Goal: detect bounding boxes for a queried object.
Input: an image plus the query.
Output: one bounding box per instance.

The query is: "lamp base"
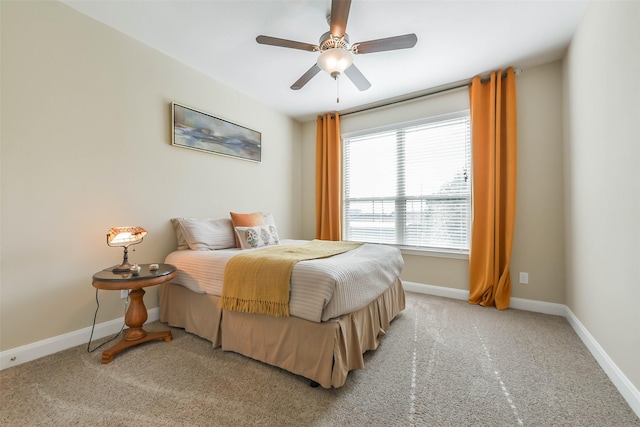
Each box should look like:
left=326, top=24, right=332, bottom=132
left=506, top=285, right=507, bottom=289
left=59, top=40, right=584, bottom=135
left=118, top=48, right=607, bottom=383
left=112, top=246, right=133, bottom=273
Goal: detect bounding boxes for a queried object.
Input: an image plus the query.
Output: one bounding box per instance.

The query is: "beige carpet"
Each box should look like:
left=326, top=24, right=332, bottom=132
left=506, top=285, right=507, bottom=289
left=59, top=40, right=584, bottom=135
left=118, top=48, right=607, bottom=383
left=1, top=292, right=638, bottom=426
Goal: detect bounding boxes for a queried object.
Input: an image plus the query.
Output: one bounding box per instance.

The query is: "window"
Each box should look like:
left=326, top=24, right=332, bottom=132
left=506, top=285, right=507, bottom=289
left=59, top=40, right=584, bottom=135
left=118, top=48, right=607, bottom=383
left=342, top=111, right=471, bottom=253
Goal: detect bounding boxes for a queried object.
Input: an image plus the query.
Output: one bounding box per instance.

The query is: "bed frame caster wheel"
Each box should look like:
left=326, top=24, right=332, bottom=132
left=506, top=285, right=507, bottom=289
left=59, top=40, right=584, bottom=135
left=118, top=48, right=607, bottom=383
left=309, top=381, right=320, bottom=388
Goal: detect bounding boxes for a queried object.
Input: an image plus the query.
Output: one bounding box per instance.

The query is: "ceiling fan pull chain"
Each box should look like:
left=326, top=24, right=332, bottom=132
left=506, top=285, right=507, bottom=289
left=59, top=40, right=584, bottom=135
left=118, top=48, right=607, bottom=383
left=336, top=74, right=340, bottom=103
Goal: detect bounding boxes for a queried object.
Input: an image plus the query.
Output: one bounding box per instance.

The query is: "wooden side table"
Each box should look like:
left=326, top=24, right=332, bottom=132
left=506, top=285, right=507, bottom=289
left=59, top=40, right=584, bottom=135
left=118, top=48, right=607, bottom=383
left=92, top=263, right=177, bottom=364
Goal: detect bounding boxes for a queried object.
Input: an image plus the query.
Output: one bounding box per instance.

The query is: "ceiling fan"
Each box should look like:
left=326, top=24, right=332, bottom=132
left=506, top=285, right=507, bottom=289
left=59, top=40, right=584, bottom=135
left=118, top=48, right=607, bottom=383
left=256, top=0, right=417, bottom=92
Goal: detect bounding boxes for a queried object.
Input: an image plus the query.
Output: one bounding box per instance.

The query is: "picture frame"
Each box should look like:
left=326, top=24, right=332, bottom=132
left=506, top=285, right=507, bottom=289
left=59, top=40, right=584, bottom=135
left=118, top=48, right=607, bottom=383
left=171, top=102, right=261, bottom=163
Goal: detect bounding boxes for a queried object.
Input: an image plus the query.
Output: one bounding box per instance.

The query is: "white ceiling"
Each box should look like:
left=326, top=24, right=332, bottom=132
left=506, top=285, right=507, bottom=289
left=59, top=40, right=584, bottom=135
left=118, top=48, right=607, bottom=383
left=62, top=0, right=589, bottom=122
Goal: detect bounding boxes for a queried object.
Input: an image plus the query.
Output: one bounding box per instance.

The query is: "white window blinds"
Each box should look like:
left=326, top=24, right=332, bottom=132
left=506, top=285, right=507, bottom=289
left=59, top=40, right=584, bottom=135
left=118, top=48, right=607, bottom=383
left=343, top=111, right=471, bottom=252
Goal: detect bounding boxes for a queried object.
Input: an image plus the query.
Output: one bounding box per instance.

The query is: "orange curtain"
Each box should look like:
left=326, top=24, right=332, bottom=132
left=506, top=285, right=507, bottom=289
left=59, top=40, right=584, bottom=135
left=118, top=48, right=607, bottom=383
left=468, top=68, right=517, bottom=310
left=315, top=112, right=342, bottom=241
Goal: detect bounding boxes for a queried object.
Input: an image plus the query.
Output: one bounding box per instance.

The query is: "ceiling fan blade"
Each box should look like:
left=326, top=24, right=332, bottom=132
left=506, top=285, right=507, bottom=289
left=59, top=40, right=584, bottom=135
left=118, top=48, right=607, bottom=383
left=353, top=33, right=418, bottom=54
left=344, top=64, right=371, bottom=91
left=291, top=64, right=322, bottom=90
left=256, top=35, right=318, bottom=52
left=329, top=0, right=351, bottom=38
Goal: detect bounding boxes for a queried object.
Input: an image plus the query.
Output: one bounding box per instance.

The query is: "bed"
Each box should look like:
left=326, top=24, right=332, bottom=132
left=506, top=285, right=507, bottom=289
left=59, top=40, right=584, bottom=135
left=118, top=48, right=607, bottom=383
left=158, top=215, right=405, bottom=388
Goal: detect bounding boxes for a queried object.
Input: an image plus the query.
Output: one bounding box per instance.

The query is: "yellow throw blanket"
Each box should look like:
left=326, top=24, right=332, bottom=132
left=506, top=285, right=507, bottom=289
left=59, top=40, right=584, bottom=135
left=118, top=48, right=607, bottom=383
left=222, top=240, right=362, bottom=317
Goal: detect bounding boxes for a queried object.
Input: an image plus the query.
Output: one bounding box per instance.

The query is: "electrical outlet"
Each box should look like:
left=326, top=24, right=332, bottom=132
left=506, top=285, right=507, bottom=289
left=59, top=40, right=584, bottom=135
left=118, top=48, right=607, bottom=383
left=519, top=272, right=529, bottom=285
left=120, top=289, right=129, bottom=299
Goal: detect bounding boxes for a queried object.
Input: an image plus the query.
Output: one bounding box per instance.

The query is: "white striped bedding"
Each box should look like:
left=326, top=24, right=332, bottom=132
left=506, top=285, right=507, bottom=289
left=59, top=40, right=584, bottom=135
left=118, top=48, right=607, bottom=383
left=164, top=239, right=404, bottom=322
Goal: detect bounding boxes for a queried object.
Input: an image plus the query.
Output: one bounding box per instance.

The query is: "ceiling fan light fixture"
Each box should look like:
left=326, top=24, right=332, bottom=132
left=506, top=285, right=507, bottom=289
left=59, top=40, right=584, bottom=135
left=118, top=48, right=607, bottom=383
left=317, top=48, right=353, bottom=77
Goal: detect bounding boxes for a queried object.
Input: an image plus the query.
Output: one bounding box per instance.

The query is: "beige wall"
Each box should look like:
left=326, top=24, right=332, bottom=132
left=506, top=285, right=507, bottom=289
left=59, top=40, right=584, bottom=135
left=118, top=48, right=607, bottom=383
left=301, top=61, right=566, bottom=303
left=511, top=62, right=566, bottom=303
left=0, top=1, right=302, bottom=351
left=563, top=0, right=640, bottom=392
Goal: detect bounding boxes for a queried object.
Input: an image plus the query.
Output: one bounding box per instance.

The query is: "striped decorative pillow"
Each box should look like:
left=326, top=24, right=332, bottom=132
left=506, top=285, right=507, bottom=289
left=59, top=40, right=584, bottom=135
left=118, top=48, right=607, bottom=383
left=171, top=217, right=236, bottom=250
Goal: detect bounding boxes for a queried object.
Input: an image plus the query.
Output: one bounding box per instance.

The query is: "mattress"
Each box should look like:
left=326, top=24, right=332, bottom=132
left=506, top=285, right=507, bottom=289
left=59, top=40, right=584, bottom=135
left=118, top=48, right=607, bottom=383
left=164, top=239, right=404, bottom=322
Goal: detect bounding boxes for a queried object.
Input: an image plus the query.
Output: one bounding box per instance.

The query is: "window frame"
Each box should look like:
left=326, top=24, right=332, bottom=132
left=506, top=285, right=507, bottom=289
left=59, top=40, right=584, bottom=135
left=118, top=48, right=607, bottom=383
left=342, top=110, right=472, bottom=257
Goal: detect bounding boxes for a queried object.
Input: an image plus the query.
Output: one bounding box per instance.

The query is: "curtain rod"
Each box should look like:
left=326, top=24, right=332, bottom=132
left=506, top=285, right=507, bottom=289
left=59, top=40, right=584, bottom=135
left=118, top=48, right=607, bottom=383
left=339, top=69, right=522, bottom=118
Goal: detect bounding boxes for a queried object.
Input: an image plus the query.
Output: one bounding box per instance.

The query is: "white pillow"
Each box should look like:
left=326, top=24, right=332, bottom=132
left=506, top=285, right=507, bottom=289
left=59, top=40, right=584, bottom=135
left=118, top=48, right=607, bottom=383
left=235, top=224, right=280, bottom=249
left=171, top=218, right=191, bottom=250
left=171, top=217, right=236, bottom=250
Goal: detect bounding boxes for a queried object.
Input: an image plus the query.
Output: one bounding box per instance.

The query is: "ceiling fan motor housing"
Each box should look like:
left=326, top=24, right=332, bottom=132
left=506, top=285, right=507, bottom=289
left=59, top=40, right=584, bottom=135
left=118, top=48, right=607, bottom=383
left=319, top=32, right=350, bottom=52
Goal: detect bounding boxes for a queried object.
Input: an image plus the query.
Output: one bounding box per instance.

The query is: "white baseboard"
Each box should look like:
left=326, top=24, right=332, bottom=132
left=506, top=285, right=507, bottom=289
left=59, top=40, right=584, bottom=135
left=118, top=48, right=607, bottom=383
left=0, top=308, right=159, bottom=371
left=403, top=281, right=470, bottom=301
left=403, top=281, right=640, bottom=418
left=509, top=296, right=568, bottom=316
left=564, top=307, right=640, bottom=417
left=403, top=281, right=567, bottom=316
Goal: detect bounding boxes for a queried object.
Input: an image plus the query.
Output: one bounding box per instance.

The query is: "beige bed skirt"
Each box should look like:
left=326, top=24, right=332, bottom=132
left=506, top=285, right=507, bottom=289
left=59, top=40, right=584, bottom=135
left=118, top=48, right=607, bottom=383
left=159, top=279, right=405, bottom=388
left=159, top=283, right=223, bottom=347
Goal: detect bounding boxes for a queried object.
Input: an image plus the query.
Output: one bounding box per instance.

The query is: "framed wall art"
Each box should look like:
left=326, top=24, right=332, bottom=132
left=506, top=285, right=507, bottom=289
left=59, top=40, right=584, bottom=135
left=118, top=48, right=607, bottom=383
left=171, top=102, right=261, bottom=163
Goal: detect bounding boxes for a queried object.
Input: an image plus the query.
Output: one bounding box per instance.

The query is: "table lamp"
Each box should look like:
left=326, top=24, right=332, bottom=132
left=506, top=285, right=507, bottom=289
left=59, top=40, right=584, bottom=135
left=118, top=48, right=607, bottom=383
left=106, top=226, right=147, bottom=272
